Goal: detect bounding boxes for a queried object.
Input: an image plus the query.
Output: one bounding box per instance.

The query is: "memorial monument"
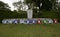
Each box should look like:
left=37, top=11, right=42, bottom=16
left=27, top=3, right=33, bottom=19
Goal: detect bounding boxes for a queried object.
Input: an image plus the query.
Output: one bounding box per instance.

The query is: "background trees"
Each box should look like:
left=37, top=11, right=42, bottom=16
left=25, top=0, right=58, bottom=10
left=0, top=0, right=60, bottom=23
left=0, top=1, right=12, bottom=23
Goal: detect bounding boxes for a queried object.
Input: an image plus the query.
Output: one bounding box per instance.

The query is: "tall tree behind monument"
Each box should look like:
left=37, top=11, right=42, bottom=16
left=25, top=0, right=58, bottom=11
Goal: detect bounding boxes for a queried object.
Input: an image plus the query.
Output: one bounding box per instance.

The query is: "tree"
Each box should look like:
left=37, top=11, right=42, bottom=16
left=0, top=1, right=10, bottom=10
left=25, top=0, right=57, bottom=11
left=12, top=0, right=59, bottom=19
left=25, top=0, right=58, bottom=18
left=56, top=2, right=60, bottom=10
left=0, top=1, right=11, bottom=23
left=13, top=1, right=28, bottom=12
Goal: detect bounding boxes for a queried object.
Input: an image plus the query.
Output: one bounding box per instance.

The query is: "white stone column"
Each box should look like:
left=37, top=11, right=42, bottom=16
left=27, top=9, right=33, bottom=19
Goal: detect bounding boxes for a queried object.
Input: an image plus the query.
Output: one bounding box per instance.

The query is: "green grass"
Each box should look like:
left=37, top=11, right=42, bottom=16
left=0, top=23, right=60, bottom=37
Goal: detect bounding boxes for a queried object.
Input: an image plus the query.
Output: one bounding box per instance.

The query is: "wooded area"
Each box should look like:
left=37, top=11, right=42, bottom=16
left=0, top=0, right=60, bottom=23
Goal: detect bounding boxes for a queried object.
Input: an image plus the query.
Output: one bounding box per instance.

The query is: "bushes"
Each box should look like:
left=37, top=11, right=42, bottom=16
left=33, top=10, right=60, bottom=22
left=0, top=10, right=27, bottom=23
left=41, top=11, right=58, bottom=18
left=0, top=9, right=60, bottom=23
left=40, top=11, right=60, bottom=22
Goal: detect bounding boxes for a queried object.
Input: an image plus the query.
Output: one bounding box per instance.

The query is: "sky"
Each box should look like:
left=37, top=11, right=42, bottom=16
left=0, top=0, right=60, bottom=11
left=58, top=0, right=60, bottom=2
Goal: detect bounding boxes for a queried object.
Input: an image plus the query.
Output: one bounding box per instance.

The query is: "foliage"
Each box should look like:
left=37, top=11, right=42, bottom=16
left=0, top=1, right=11, bottom=23
left=25, top=0, right=57, bottom=10
left=0, top=1, right=60, bottom=23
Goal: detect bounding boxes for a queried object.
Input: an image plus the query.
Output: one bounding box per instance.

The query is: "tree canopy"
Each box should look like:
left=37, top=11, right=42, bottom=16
left=0, top=1, right=10, bottom=10
left=25, top=0, right=57, bottom=10
left=0, top=1, right=12, bottom=23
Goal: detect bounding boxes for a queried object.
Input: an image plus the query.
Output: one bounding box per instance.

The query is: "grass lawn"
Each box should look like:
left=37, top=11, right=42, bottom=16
left=0, top=23, right=60, bottom=37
